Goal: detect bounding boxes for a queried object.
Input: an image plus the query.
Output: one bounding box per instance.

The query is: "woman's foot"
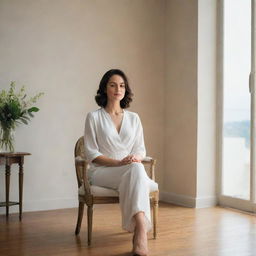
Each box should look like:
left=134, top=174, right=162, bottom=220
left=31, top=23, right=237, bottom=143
left=132, top=227, right=148, bottom=256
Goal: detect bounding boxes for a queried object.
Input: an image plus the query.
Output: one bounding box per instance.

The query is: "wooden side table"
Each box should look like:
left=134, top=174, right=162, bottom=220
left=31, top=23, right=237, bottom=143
left=0, top=152, right=31, bottom=220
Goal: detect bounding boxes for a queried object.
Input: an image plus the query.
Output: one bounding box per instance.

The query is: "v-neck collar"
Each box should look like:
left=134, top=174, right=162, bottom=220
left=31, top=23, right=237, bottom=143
left=102, top=108, right=125, bottom=136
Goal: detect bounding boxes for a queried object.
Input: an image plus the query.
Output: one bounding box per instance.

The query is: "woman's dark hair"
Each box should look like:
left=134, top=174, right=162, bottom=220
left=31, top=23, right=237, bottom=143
left=95, top=69, right=133, bottom=108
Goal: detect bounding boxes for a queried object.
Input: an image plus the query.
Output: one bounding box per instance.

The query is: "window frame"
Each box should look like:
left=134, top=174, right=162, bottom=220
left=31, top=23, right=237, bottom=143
left=217, top=0, right=256, bottom=213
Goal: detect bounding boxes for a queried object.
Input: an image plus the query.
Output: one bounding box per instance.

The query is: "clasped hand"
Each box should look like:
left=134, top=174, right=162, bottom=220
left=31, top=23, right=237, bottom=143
left=119, top=154, right=141, bottom=165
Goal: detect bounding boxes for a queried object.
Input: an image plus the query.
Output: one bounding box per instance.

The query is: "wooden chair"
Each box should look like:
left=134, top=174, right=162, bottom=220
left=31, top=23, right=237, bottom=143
left=74, top=136, right=159, bottom=246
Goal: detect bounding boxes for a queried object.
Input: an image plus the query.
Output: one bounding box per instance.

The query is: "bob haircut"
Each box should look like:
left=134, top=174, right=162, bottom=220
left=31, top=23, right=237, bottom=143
left=95, top=69, right=133, bottom=109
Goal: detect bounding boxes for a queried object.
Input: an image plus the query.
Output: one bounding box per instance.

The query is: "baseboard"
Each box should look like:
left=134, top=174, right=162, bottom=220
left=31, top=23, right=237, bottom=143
left=0, top=197, right=77, bottom=215
left=195, top=196, right=217, bottom=208
left=160, top=191, right=217, bottom=208
left=160, top=191, right=196, bottom=207
left=0, top=192, right=218, bottom=215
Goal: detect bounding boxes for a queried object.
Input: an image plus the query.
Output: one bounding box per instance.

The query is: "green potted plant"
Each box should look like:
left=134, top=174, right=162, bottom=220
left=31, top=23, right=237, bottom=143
left=0, top=82, right=43, bottom=152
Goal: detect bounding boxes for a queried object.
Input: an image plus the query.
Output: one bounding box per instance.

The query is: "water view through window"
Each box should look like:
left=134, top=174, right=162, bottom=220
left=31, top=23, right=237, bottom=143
left=222, top=0, right=251, bottom=200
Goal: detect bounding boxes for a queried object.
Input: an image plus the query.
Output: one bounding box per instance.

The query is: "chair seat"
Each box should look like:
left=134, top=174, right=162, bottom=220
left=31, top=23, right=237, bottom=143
left=79, top=184, right=158, bottom=198
left=79, top=184, right=119, bottom=197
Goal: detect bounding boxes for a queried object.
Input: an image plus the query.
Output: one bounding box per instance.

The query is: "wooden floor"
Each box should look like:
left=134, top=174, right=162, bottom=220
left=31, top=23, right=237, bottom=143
left=0, top=202, right=255, bottom=256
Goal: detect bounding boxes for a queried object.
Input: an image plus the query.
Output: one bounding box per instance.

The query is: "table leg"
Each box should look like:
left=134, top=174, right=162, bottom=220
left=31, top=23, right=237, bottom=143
left=19, top=161, right=24, bottom=221
left=5, top=164, right=11, bottom=218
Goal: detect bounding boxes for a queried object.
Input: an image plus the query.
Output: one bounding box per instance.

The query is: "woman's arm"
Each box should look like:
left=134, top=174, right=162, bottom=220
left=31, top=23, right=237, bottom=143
left=92, top=154, right=140, bottom=167
left=92, top=155, right=120, bottom=167
left=130, top=114, right=146, bottom=159
left=84, top=113, right=103, bottom=162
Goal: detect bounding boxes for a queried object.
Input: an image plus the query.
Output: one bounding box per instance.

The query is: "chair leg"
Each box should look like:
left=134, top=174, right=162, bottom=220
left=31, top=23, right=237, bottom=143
left=75, top=202, right=84, bottom=235
left=87, top=205, right=93, bottom=246
left=152, top=199, right=158, bottom=239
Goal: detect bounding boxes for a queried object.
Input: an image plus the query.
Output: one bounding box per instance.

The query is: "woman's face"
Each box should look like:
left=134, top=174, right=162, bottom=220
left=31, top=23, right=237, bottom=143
left=105, top=75, right=126, bottom=102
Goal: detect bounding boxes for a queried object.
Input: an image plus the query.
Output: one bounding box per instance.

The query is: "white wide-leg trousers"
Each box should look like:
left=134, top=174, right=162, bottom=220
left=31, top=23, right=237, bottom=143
left=90, top=162, right=158, bottom=232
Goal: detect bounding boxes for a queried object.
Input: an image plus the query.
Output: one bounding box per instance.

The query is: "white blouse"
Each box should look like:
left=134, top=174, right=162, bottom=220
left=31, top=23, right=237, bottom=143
left=84, top=108, right=146, bottom=169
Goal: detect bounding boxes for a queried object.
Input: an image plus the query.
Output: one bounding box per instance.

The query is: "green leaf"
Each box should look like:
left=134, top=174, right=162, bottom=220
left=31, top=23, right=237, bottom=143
left=21, top=115, right=30, bottom=120
left=28, top=112, right=34, bottom=118
left=6, top=100, right=22, bottom=120
left=20, top=118, right=28, bottom=125
left=28, top=107, right=39, bottom=112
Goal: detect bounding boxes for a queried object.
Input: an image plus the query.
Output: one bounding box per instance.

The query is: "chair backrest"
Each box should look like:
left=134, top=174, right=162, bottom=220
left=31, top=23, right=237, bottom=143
left=74, top=136, right=88, bottom=188
left=75, top=136, right=86, bottom=159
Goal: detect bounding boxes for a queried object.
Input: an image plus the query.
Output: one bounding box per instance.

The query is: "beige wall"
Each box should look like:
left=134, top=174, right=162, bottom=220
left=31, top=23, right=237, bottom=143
left=163, top=0, right=198, bottom=205
left=162, top=0, right=217, bottom=207
left=161, top=0, right=217, bottom=207
left=196, top=0, right=217, bottom=207
left=0, top=0, right=166, bottom=212
left=0, top=0, right=218, bottom=212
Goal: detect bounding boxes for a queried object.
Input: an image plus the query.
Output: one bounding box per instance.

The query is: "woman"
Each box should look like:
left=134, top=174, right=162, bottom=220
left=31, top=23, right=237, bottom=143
left=84, top=69, right=158, bottom=256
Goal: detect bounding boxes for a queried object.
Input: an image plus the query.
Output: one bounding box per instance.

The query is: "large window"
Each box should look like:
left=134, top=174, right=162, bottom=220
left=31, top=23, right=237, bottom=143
left=219, top=0, right=256, bottom=212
